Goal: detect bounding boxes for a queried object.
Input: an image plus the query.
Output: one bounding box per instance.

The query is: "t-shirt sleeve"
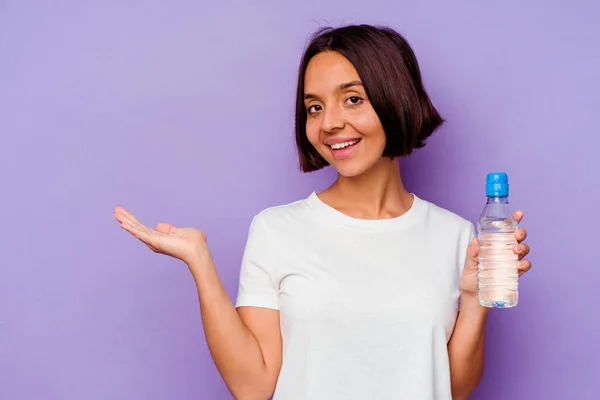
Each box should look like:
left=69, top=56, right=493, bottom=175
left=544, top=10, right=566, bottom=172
left=235, top=214, right=279, bottom=310
left=457, top=221, right=476, bottom=308
left=458, top=221, right=476, bottom=276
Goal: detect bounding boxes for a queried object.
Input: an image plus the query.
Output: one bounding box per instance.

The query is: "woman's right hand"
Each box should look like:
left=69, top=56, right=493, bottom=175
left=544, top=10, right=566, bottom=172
left=114, top=206, right=209, bottom=266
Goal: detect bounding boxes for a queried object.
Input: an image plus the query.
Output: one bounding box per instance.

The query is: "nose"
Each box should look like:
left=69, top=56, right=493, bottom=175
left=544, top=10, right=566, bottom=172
left=321, top=104, right=346, bottom=133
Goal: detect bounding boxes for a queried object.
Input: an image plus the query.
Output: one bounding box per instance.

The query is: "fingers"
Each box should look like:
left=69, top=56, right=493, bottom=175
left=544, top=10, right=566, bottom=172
left=512, top=220, right=530, bottom=274
left=114, top=207, right=141, bottom=230
left=512, top=210, right=524, bottom=224
left=156, top=222, right=176, bottom=234
left=513, top=243, right=530, bottom=260
left=515, top=228, right=527, bottom=243
left=114, top=207, right=159, bottom=250
left=114, top=206, right=142, bottom=226
left=115, top=208, right=151, bottom=234
left=121, top=219, right=151, bottom=241
left=517, top=260, right=532, bottom=276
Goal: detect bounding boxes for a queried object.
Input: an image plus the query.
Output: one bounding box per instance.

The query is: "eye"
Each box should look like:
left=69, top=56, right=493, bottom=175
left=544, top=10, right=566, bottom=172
left=346, top=96, right=363, bottom=105
left=307, top=104, right=322, bottom=114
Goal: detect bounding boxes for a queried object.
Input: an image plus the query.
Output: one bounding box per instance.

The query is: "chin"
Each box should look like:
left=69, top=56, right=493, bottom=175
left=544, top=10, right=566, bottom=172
left=329, top=160, right=373, bottom=178
left=329, top=154, right=395, bottom=178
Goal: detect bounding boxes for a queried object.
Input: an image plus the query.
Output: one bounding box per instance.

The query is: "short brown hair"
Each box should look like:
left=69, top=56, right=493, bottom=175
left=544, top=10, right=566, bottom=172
left=295, top=24, right=444, bottom=172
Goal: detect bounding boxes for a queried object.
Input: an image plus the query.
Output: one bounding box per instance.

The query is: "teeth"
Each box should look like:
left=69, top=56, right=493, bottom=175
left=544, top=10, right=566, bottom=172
left=330, top=139, right=360, bottom=150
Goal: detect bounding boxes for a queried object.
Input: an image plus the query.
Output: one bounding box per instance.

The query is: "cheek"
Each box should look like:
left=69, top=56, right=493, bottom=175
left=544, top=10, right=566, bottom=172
left=305, top=119, right=321, bottom=147
left=354, top=113, right=385, bottom=144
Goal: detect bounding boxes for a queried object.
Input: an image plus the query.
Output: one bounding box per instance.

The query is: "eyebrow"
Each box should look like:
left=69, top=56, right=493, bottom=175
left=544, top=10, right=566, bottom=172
left=304, top=80, right=363, bottom=100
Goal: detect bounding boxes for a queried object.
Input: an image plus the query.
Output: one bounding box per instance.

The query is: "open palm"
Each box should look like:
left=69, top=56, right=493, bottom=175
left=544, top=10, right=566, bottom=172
left=114, top=206, right=208, bottom=265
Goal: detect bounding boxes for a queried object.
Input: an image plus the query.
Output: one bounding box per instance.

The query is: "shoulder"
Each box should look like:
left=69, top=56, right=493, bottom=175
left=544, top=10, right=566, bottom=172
left=418, top=198, right=475, bottom=261
left=420, top=196, right=474, bottom=236
left=249, top=193, right=316, bottom=232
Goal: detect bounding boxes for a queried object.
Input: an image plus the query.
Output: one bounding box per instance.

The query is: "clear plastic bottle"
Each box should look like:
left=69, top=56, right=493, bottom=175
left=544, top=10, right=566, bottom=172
left=477, top=172, right=519, bottom=308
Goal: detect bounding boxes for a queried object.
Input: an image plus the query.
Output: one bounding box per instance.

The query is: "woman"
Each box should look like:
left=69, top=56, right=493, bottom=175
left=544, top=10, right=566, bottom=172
left=114, top=24, right=531, bottom=400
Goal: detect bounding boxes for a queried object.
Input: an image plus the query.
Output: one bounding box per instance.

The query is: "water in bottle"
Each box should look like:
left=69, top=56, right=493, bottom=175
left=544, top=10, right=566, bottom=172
left=477, top=172, right=519, bottom=308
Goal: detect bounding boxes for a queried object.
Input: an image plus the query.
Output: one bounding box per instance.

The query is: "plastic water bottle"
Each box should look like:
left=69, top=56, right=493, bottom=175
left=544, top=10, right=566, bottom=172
left=477, top=172, right=519, bottom=308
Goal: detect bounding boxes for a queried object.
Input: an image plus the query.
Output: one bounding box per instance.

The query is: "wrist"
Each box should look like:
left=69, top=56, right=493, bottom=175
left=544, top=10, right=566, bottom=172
left=460, top=292, right=491, bottom=319
left=185, top=246, right=214, bottom=276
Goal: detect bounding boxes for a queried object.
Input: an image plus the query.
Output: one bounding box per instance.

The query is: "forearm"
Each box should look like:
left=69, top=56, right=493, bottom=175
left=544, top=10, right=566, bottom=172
left=188, top=251, right=272, bottom=399
left=448, top=294, right=490, bottom=400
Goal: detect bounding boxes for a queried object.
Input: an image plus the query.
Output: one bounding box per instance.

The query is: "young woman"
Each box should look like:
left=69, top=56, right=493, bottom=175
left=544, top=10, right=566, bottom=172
left=114, top=24, right=532, bottom=400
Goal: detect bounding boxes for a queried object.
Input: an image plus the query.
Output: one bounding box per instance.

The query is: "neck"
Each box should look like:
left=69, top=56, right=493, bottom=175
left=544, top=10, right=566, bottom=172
left=324, top=157, right=413, bottom=220
left=486, top=196, right=509, bottom=204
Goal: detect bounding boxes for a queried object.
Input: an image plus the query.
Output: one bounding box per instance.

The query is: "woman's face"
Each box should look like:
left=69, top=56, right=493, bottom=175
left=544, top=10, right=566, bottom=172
left=303, top=51, right=387, bottom=177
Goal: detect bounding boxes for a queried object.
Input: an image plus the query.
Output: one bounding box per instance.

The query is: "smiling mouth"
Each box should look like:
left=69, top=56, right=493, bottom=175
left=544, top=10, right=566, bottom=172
left=328, top=138, right=361, bottom=150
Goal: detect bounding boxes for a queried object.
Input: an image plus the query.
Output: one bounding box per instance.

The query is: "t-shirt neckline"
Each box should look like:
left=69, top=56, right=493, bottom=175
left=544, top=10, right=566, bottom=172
left=305, top=191, right=426, bottom=231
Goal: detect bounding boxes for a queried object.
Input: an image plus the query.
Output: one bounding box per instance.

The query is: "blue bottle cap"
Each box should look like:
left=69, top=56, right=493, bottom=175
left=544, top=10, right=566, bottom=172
left=486, top=172, right=509, bottom=197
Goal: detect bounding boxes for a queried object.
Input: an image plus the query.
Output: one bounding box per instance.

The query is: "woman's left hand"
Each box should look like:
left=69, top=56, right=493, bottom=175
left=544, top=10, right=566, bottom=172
left=460, top=210, right=532, bottom=301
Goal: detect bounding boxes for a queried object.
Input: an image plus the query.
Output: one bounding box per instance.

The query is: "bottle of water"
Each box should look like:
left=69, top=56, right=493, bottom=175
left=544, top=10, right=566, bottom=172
left=477, top=172, right=519, bottom=308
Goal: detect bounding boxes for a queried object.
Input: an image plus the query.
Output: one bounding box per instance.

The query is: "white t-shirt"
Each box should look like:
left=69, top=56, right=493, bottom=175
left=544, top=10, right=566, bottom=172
left=235, top=192, right=474, bottom=400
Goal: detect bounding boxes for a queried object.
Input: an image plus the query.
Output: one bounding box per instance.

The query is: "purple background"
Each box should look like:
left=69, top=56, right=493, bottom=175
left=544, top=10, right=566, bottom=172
left=1, top=1, right=597, bottom=399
